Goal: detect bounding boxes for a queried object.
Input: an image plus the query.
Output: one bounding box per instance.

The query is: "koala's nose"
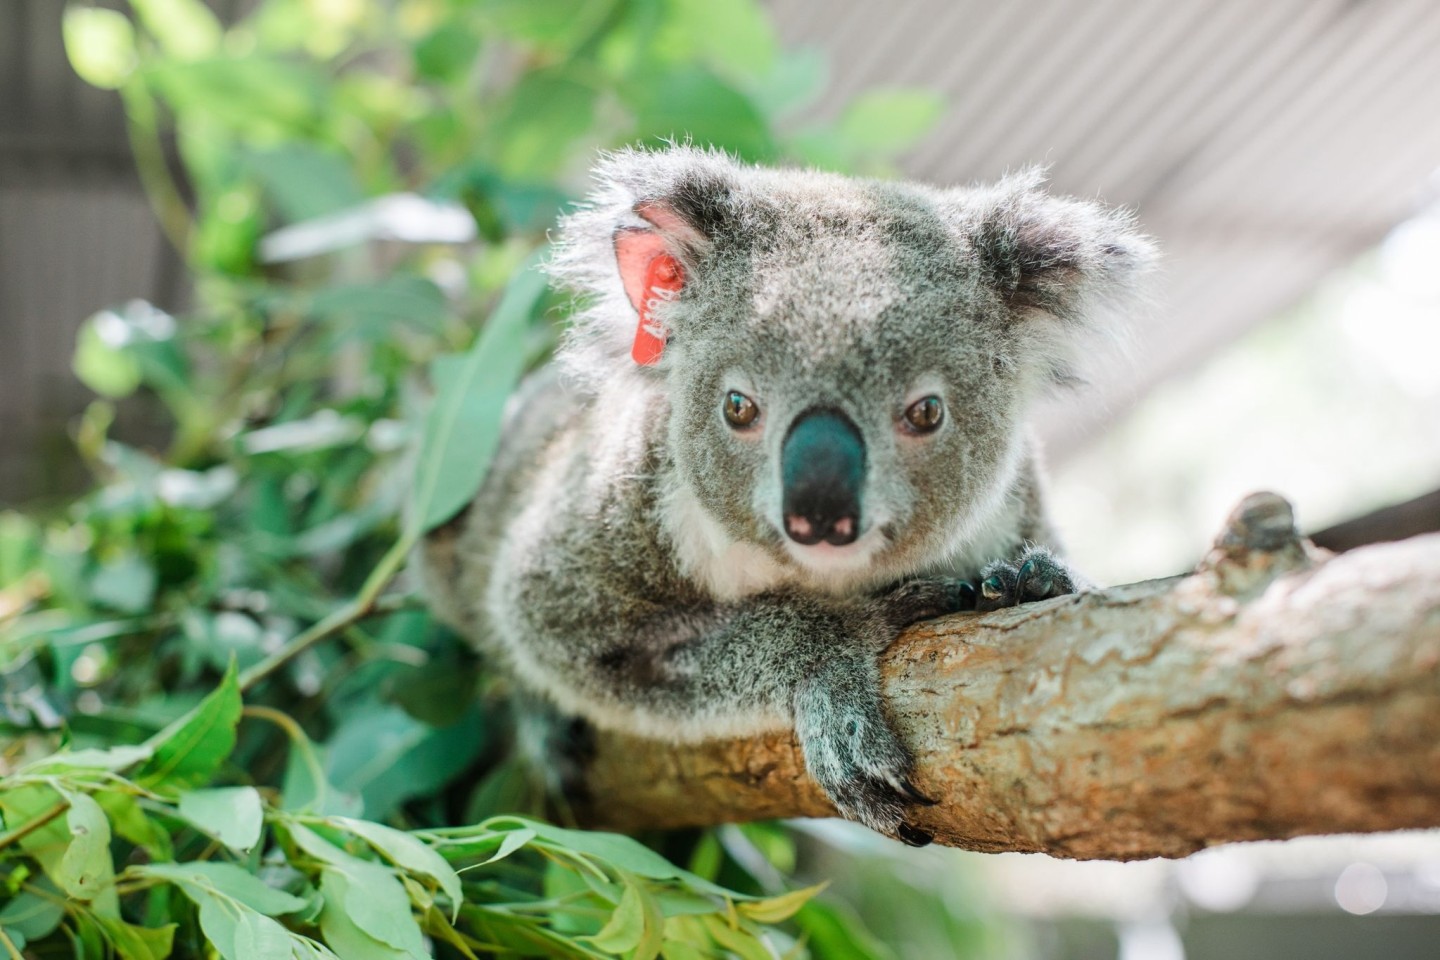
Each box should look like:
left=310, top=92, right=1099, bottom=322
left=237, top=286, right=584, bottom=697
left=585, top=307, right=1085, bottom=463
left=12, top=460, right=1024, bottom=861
left=781, top=409, right=864, bottom=547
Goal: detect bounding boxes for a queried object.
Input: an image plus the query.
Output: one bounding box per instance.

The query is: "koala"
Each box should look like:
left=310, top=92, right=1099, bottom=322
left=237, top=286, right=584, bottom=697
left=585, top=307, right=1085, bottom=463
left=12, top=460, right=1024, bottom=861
left=419, top=145, right=1155, bottom=845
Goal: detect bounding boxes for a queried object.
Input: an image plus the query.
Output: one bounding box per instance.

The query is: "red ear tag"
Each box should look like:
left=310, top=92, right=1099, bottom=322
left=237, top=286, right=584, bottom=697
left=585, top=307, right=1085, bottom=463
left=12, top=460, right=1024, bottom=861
left=632, top=253, right=683, bottom=366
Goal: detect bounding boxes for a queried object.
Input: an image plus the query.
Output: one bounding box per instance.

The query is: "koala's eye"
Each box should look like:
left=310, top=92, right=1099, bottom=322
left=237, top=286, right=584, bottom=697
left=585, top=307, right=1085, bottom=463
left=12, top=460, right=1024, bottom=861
left=723, top=391, right=759, bottom=429
left=903, top=396, right=944, bottom=434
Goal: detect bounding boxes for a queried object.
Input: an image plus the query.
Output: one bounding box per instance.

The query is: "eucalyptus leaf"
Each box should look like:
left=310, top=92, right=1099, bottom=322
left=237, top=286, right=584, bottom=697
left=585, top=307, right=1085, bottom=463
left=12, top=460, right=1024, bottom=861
left=136, top=861, right=309, bottom=917
left=319, top=869, right=424, bottom=960
left=330, top=817, right=462, bottom=909
left=178, top=786, right=265, bottom=851
left=410, top=251, right=549, bottom=534
left=93, top=916, right=177, bottom=960
left=736, top=882, right=827, bottom=924
left=22, top=744, right=153, bottom=773
left=135, top=662, right=242, bottom=792
left=62, top=7, right=138, bottom=89
left=58, top=792, right=114, bottom=903
left=233, top=909, right=294, bottom=960
left=129, top=0, right=222, bottom=60
left=0, top=892, right=64, bottom=941
left=89, top=552, right=158, bottom=614
left=584, top=878, right=645, bottom=954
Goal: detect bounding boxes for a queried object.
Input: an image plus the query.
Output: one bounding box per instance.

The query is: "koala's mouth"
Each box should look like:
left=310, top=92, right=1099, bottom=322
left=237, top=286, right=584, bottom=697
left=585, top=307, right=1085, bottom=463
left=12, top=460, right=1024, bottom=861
left=779, top=522, right=891, bottom=576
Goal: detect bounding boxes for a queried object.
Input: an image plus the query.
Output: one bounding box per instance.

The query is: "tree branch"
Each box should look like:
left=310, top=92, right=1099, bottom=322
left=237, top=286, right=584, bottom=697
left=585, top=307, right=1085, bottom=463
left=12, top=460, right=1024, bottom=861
left=580, top=493, right=1440, bottom=859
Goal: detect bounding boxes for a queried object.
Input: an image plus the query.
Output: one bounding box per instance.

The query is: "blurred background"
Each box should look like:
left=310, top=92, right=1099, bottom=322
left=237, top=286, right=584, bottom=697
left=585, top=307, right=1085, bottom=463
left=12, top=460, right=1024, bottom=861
left=3, top=0, right=1439, bottom=957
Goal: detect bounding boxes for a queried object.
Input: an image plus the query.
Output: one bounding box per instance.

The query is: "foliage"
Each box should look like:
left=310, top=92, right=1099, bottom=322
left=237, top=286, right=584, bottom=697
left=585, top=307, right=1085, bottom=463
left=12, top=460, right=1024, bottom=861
left=4, top=0, right=946, bottom=955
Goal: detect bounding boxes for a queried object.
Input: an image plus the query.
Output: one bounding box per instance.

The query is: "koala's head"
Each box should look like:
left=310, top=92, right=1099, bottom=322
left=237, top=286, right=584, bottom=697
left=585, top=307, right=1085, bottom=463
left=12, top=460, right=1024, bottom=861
left=551, top=146, right=1155, bottom=590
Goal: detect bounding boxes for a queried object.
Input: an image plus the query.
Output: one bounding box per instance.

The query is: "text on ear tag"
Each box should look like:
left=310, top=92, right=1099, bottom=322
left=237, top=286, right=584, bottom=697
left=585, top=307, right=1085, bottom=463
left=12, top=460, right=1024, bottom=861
left=632, top=253, right=683, bottom=365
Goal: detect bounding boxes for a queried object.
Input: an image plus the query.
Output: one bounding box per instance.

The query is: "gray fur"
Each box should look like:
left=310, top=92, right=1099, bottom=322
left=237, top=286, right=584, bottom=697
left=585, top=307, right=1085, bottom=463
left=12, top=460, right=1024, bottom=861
left=418, top=145, right=1156, bottom=841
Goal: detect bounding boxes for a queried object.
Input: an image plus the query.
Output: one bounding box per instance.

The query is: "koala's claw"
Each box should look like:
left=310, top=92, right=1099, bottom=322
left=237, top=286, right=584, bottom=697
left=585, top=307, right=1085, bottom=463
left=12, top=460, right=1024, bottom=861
left=893, top=776, right=938, bottom=806
left=976, top=546, right=1081, bottom=612
left=896, top=823, right=934, bottom=848
left=795, top=677, right=939, bottom=844
left=881, top=577, right=977, bottom=631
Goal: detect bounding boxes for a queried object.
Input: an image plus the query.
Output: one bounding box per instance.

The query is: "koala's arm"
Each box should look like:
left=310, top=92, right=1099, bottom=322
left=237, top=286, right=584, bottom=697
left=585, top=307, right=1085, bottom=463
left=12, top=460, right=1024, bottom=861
left=485, top=512, right=968, bottom=844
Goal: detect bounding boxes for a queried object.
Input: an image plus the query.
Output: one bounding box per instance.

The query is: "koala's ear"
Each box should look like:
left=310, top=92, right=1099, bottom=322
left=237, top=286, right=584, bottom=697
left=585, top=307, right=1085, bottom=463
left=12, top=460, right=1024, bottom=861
left=613, top=200, right=711, bottom=316
left=966, top=171, right=1157, bottom=327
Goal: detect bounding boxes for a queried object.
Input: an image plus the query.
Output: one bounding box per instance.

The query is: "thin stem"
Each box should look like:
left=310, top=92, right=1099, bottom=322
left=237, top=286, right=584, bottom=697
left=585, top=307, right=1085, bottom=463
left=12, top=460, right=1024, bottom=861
left=0, top=799, right=70, bottom=853
left=241, top=704, right=328, bottom=810
left=0, top=926, right=24, bottom=960
left=238, top=532, right=414, bottom=692
left=120, top=82, right=191, bottom=256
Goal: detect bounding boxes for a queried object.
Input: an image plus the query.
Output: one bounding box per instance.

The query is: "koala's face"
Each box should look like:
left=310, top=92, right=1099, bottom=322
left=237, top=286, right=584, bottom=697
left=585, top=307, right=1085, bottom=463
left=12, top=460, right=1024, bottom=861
left=664, top=210, right=1033, bottom=586
left=553, top=147, right=1153, bottom=589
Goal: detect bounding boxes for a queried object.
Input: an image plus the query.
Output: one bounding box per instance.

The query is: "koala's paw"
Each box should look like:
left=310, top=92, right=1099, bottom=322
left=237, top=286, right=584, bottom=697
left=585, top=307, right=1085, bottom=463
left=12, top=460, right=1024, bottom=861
left=878, top=577, right=977, bottom=632
left=795, top=675, right=936, bottom=847
left=977, top=546, right=1084, bottom=612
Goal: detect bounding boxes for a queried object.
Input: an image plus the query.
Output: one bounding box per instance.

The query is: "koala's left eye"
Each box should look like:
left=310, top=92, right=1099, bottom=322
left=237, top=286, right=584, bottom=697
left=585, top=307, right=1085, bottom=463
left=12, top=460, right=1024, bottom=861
left=723, top=390, right=760, bottom=429
left=903, top=396, right=944, bottom=434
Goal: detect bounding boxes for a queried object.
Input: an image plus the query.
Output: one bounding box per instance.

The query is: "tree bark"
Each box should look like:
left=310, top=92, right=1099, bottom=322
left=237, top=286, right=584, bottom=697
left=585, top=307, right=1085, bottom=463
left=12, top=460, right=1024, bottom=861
left=580, top=493, right=1440, bottom=860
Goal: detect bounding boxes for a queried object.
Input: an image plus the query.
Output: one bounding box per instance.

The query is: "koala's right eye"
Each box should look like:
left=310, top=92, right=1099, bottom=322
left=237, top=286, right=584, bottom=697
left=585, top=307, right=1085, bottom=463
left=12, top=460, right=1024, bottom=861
left=723, top=391, right=760, bottom=429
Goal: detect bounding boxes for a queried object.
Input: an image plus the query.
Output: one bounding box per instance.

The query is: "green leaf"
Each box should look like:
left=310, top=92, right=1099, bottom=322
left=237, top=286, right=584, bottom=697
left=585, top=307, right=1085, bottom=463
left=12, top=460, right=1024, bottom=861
left=135, top=862, right=308, bottom=917
left=63, top=6, right=138, bottom=90
left=194, top=892, right=241, bottom=960
left=736, top=882, right=827, bottom=924
left=488, top=70, right=598, bottom=179
left=0, top=892, right=64, bottom=942
left=318, top=869, right=423, bottom=960
left=750, top=46, right=827, bottom=119
left=488, top=817, right=707, bottom=887
left=146, top=58, right=323, bottom=137
left=660, top=941, right=706, bottom=960
left=664, top=0, right=778, bottom=78
left=623, top=66, right=776, bottom=161
left=178, top=787, right=264, bottom=851
left=837, top=90, right=944, bottom=153
left=23, top=744, right=153, bottom=773
left=699, top=915, right=771, bottom=960
left=479, top=827, right=536, bottom=866
left=0, top=511, right=39, bottom=588
left=74, top=314, right=142, bottom=398
left=794, top=900, right=897, bottom=960
left=414, top=21, right=481, bottom=82
left=58, top=791, right=114, bottom=903
left=246, top=145, right=365, bottom=223
left=129, top=0, right=222, bottom=60
left=410, top=252, right=548, bottom=534
left=135, top=661, right=242, bottom=791
left=290, top=825, right=427, bottom=956
left=233, top=909, right=293, bottom=960
left=97, top=790, right=173, bottom=860
left=584, top=878, right=645, bottom=954
left=89, top=551, right=158, bottom=614
left=94, top=916, right=176, bottom=960
left=330, top=817, right=462, bottom=910
left=309, top=276, right=449, bottom=341
left=478, top=0, right=615, bottom=53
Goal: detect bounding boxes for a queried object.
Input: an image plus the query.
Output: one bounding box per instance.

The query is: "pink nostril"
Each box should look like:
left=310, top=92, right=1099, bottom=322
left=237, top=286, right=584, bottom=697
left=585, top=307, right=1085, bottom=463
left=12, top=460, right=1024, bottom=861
left=786, top=515, right=814, bottom=539
left=832, top=517, right=854, bottom=539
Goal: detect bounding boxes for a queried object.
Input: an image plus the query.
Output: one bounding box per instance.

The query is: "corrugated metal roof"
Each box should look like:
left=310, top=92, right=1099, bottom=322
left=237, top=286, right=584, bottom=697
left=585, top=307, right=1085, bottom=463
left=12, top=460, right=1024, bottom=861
left=3, top=0, right=1438, bottom=499
left=770, top=0, right=1440, bottom=456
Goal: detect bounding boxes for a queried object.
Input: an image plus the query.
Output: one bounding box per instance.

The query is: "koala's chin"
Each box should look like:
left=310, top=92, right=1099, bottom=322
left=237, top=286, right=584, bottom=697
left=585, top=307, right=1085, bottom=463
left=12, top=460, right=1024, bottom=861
left=779, top=523, right=894, bottom=590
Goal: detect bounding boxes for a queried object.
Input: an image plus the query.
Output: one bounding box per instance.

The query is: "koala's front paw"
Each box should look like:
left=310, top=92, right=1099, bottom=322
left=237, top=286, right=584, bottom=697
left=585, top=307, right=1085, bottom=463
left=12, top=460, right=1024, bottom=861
left=795, top=667, right=936, bottom=846
left=879, top=577, right=977, bottom=632
left=976, top=545, right=1084, bottom=612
